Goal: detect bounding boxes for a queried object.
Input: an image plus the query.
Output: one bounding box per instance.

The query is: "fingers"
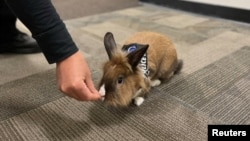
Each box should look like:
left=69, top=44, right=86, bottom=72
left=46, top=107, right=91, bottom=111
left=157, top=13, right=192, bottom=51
left=80, top=81, right=101, bottom=101
left=85, top=75, right=100, bottom=95
left=55, top=51, right=101, bottom=101
left=58, top=79, right=101, bottom=101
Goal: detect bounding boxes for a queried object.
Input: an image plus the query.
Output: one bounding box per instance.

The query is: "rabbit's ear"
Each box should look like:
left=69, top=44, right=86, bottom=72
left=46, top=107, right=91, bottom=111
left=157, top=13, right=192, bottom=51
left=127, top=44, right=149, bottom=70
left=104, top=32, right=117, bottom=60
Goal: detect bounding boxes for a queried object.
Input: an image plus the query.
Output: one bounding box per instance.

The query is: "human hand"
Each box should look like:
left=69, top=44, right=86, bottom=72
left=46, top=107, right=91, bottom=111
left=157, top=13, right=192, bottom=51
left=56, top=51, right=101, bottom=101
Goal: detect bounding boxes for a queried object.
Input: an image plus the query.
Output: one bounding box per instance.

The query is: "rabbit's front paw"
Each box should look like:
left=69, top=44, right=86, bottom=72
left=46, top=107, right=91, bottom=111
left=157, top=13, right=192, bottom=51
left=150, top=79, right=161, bottom=87
left=133, top=97, right=144, bottom=106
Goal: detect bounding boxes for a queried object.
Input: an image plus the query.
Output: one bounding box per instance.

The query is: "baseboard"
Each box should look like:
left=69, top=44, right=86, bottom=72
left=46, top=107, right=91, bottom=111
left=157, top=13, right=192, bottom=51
left=140, top=0, right=250, bottom=23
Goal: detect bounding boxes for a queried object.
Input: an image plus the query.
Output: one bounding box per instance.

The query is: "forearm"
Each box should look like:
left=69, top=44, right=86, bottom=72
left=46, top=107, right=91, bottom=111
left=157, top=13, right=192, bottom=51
left=4, top=0, right=78, bottom=63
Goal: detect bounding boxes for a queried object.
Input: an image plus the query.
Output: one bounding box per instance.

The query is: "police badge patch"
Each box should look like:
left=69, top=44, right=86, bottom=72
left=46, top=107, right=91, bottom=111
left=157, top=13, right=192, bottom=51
left=122, top=43, right=150, bottom=77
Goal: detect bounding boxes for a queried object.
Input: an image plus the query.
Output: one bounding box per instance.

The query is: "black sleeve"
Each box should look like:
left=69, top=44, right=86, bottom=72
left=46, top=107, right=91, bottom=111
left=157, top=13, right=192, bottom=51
left=4, top=0, right=79, bottom=64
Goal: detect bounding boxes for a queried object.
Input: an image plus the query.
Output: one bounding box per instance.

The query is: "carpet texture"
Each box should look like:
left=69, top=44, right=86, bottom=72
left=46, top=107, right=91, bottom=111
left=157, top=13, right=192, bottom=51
left=52, top=0, right=140, bottom=20
left=1, top=3, right=250, bottom=141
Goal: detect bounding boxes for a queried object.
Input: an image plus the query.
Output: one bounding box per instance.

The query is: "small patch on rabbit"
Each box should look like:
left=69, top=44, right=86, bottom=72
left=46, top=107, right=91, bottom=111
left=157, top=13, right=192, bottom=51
left=98, top=31, right=183, bottom=108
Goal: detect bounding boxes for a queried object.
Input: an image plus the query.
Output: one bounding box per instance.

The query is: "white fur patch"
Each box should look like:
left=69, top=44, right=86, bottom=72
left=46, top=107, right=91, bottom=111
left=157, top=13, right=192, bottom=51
left=150, top=79, right=161, bottom=87
left=99, top=84, right=105, bottom=101
left=134, top=97, right=144, bottom=106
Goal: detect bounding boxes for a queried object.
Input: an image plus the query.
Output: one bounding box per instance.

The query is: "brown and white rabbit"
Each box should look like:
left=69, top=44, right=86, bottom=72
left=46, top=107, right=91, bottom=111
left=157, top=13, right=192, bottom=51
left=98, top=31, right=182, bottom=107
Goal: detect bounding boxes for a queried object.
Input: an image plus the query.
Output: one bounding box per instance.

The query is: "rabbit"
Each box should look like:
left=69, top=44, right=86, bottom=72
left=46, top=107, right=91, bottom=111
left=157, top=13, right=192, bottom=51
left=98, top=31, right=183, bottom=108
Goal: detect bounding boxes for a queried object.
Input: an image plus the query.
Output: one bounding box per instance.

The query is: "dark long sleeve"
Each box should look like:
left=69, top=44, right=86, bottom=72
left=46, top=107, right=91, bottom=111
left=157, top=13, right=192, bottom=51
left=4, top=0, right=79, bottom=64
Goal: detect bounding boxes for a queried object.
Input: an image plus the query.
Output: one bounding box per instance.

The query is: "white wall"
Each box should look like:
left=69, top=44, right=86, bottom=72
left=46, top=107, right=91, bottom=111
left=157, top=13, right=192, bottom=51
left=182, top=0, right=250, bottom=10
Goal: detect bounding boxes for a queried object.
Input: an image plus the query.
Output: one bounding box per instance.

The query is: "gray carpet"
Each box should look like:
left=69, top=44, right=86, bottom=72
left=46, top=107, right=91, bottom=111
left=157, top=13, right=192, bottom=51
left=1, top=3, right=250, bottom=141
left=52, top=0, right=140, bottom=20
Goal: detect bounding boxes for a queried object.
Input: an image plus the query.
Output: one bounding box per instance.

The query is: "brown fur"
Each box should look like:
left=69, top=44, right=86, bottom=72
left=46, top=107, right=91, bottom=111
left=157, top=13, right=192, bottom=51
left=100, top=53, right=150, bottom=107
left=99, top=31, right=182, bottom=107
left=124, top=31, right=181, bottom=81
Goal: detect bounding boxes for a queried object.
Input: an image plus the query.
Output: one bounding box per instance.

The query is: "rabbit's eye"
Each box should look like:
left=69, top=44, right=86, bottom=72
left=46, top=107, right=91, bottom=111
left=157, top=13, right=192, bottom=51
left=117, top=75, right=123, bottom=84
